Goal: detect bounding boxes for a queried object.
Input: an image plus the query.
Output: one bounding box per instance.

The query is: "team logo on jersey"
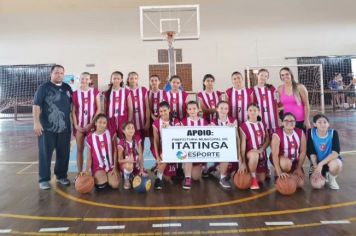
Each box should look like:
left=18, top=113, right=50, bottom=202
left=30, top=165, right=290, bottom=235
left=290, top=142, right=295, bottom=148
left=134, top=96, right=139, bottom=101
left=320, top=144, right=326, bottom=151
left=115, top=97, right=120, bottom=102
left=262, top=94, right=266, bottom=100
left=176, top=150, right=187, bottom=160
left=154, top=98, right=158, bottom=103
left=100, top=141, right=105, bottom=148
left=256, top=130, right=262, bottom=137
left=172, top=98, right=177, bottom=104
left=238, top=95, right=242, bottom=101
left=84, top=98, right=89, bottom=104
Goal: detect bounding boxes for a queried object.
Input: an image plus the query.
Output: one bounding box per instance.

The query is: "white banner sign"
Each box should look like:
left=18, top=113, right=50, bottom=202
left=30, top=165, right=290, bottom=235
left=161, top=126, right=238, bottom=163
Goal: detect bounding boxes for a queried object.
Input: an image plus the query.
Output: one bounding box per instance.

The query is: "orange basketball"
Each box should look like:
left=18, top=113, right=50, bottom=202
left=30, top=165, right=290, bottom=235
left=310, top=172, right=326, bottom=189
left=292, top=174, right=305, bottom=188
left=75, top=175, right=94, bottom=194
left=276, top=176, right=297, bottom=195
left=233, top=172, right=252, bottom=190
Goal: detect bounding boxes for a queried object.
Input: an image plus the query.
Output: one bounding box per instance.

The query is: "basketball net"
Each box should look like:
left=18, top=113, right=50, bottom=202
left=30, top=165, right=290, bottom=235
left=164, top=31, right=176, bottom=49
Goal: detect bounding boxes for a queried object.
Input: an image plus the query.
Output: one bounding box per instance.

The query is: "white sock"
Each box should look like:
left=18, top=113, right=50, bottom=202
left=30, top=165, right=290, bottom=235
left=157, top=172, right=163, bottom=180
left=124, top=169, right=132, bottom=180
left=220, top=174, right=226, bottom=180
left=251, top=172, right=256, bottom=178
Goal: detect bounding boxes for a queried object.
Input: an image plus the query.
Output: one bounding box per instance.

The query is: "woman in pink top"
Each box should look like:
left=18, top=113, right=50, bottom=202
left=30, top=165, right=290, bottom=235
left=277, top=67, right=311, bottom=131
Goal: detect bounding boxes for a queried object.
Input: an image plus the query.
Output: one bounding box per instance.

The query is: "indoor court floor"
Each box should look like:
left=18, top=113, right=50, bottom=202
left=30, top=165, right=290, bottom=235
left=0, top=111, right=356, bottom=235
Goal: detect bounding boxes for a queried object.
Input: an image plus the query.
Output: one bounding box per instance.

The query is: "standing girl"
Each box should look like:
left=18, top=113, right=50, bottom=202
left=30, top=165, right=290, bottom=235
left=104, top=71, right=132, bottom=138
left=72, top=72, right=101, bottom=177
left=166, top=75, right=189, bottom=121
left=225, top=71, right=254, bottom=124
left=197, top=74, right=221, bottom=123
left=252, top=69, right=279, bottom=133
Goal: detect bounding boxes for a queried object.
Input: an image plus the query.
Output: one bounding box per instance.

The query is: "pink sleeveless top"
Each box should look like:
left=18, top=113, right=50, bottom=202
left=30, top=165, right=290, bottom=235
left=280, top=86, right=305, bottom=122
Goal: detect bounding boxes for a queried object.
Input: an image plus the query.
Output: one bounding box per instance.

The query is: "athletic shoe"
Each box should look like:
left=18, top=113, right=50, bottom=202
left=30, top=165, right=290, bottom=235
left=56, top=178, right=70, bottom=186
left=327, top=173, right=340, bottom=190
left=183, top=177, right=192, bottom=190
left=39, top=181, right=51, bottom=190
left=202, top=169, right=209, bottom=178
left=219, top=177, right=232, bottom=189
left=154, top=178, right=163, bottom=190
left=124, top=179, right=131, bottom=189
left=250, top=177, right=260, bottom=190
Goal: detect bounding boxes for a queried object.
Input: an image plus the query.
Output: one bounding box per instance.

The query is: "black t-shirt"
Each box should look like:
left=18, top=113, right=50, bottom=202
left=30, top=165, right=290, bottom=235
left=33, top=81, right=72, bottom=133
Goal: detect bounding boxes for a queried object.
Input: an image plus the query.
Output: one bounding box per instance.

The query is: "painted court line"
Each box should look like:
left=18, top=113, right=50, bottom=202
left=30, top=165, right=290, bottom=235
left=0, top=229, right=12, bottom=234
left=152, top=223, right=182, bottom=228
left=265, top=221, right=294, bottom=226
left=39, top=227, right=69, bottom=232
left=321, top=220, right=351, bottom=224
left=96, top=225, right=125, bottom=230
left=16, top=163, right=34, bottom=174
left=209, top=222, right=238, bottom=227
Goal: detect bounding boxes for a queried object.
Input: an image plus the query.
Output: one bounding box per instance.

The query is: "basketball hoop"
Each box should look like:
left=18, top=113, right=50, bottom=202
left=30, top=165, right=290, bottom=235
left=162, top=31, right=176, bottom=48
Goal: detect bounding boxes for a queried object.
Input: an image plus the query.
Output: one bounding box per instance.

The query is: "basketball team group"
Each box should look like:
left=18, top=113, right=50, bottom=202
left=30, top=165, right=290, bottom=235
left=33, top=65, right=343, bottom=194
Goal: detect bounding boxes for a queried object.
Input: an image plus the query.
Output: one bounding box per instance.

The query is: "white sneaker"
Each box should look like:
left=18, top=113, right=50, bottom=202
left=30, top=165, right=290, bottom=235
left=327, top=173, right=340, bottom=190
left=39, top=181, right=51, bottom=190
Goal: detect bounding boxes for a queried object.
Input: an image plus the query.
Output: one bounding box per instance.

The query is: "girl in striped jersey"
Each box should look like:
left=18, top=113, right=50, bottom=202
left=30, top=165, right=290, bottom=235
left=127, top=72, right=150, bottom=142
left=104, top=71, right=132, bottom=138
left=166, top=75, right=189, bottom=121
left=181, top=101, right=209, bottom=190
left=197, top=74, right=221, bottom=124
left=152, top=101, right=180, bottom=189
left=225, top=71, right=254, bottom=124
left=84, top=114, right=120, bottom=190
left=147, top=75, right=168, bottom=121
left=270, top=112, right=306, bottom=185
left=252, top=69, right=279, bottom=134
left=239, top=103, right=270, bottom=190
left=117, top=121, right=146, bottom=190
left=210, top=101, right=239, bottom=189
left=72, top=72, right=101, bottom=176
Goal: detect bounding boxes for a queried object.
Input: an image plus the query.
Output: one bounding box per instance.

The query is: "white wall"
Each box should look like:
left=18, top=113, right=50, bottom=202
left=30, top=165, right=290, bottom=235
left=1, top=0, right=356, bottom=91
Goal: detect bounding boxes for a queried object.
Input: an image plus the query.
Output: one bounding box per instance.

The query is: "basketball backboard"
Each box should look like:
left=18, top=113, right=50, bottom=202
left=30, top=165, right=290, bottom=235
left=139, top=5, right=200, bottom=41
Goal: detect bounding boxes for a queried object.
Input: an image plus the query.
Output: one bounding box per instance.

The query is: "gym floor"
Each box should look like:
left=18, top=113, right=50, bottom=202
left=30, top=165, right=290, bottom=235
left=0, top=111, right=356, bottom=235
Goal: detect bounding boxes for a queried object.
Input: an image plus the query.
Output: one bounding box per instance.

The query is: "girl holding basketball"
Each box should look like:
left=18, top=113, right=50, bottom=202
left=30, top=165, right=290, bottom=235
left=117, top=121, right=146, bottom=190
left=225, top=71, right=254, bottom=124
left=197, top=74, right=221, bottom=123
left=270, top=112, right=306, bottom=186
left=307, top=114, right=342, bottom=190
left=152, top=101, right=180, bottom=189
left=239, top=103, right=270, bottom=190
left=84, top=114, right=120, bottom=190
left=104, top=71, right=132, bottom=138
left=252, top=69, right=279, bottom=134
left=72, top=72, right=101, bottom=178
left=166, top=75, right=189, bottom=121
left=127, top=72, right=150, bottom=142
left=181, top=101, right=209, bottom=190
left=210, top=101, right=240, bottom=189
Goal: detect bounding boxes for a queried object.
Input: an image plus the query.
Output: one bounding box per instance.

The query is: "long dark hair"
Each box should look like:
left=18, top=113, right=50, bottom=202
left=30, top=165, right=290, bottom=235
left=215, top=100, right=228, bottom=120
left=158, top=101, right=174, bottom=125
left=257, top=68, right=274, bottom=90
left=279, top=67, right=301, bottom=104
left=202, top=74, right=215, bottom=90
left=126, top=71, right=138, bottom=87
left=93, top=113, right=108, bottom=131
left=105, top=71, right=124, bottom=112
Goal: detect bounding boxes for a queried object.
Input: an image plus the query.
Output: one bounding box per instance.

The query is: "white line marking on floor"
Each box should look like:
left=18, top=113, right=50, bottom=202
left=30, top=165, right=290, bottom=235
left=321, top=220, right=351, bottom=224
left=152, top=223, right=182, bottom=228
left=340, top=151, right=356, bottom=155
left=0, top=229, right=12, bottom=234
left=209, top=222, right=238, bottom=227
left=265, top=221, right=294, bottom=226
left=39, top=227, right=69, bottom=232
left=16, top=163, right=34, bottom=174
left=97, top=225, right=125, bottom=230
left=0, top=161, right=37, bottom=165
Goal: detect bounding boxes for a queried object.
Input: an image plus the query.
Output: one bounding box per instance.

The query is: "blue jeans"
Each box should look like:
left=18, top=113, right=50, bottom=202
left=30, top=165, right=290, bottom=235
left=38, top=131, right=71, bottom=183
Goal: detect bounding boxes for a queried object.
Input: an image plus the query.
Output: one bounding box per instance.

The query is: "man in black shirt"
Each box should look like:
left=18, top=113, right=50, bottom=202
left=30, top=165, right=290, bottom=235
left=33, top=65, right=72, bottom=190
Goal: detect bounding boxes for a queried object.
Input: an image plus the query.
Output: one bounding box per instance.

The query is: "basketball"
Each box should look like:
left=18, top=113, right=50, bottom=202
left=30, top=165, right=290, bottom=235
left=310, top=173, right=326, bottom=189
left=75, top=175, right=94, bottom=194
left=276, top=176, right=297, bottom=195
left=233, top=172, right=252, bottom=190
left=132, top=175, right=152, bottom=193
left=292, top=173, right=305, bottom=188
